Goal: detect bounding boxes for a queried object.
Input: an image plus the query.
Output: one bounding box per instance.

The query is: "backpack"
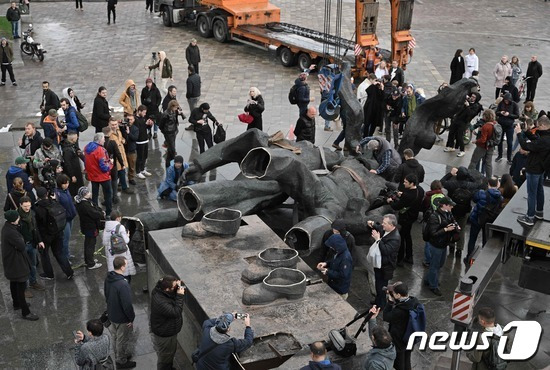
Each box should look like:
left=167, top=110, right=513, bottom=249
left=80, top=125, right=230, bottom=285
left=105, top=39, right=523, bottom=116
left=422, top=211, right=441, bottom=242
left=109, top=224, right=128, bottom=255
left=75, top=110, right=89, bottom=132
left=430, top=193, right=446, bottom=211
left=403, top=303, right=427, bottom=346
left=45, top=201, right=67, bottom=234
left=451, top=188, right=473, bottom=215
left=288, top=84, right=299, bottom=105
left=478, top=191, right=503, bottom=226
left=486, top=123, right=503, bottom=148
left=482, top=335, right=508, bottom=370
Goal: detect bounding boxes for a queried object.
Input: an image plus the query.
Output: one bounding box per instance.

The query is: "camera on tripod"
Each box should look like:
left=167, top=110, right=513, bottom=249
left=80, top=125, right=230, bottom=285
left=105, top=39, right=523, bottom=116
left=152, top=51, right=157, bottom=60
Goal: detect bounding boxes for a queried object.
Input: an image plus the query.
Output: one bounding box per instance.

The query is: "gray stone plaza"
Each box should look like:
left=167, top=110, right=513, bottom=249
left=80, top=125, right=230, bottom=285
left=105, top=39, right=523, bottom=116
left=0, top=0, right=549, bottom=368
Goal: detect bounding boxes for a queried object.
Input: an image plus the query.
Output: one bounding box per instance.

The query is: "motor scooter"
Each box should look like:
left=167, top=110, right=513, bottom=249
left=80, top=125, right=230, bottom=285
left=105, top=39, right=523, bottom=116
left=20, top=24, right=46, bottom=61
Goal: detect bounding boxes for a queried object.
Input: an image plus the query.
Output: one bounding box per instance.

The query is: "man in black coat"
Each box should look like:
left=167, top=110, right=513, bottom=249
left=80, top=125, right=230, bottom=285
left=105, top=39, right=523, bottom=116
left=189, top=102, right=218, bottom=154
left=394, top=148, right=425, bottom=190
left=496, top=92, right=520, bottom=163
left=19, top=122, right=43, bottom=160
left=92, top=87, right=111, bottom=133
left=33, top=186, right=74, bottom=280
left=383, top=282, right=421, bottom=370
left=1, top=210, right=39, bottom=320
left=61, top=132, right=84, bottom=196
left=39, top=81, right=60, bottom=121
left=525, top=55, right=543, bottom=102
left=294, top=106, right=316, bottom=144
left=135, top=106, right=154, bottom=178
left=150, top=276, right=185, bottom=370
left=384, top=88, right=403, bottom=146
left=186, top=65, right=201, bottom=131
left=141, top=78, right=162, bottom=138
left=74, top=187, right=104, bottom=269
left=389, top=60, right=404, bottom=86
left=104, top=256, right=136, bottom=368
left=388, top=174, right=424, bottom=266
left=367, top=214, right=401, bottom=309
left=185, top=38, right=201, bottom=74
left=107, top=0, right=117, bottom=24
left=363, top=79, right=385, bottom=137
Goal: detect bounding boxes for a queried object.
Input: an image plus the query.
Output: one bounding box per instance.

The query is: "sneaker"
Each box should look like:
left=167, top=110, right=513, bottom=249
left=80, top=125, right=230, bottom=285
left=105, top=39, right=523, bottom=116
left=12, top=82, right=17, bottom=86
left=39, top=273, right=54, bottom=281
left=129, top=179, right=137, bottom=185
left=137, top=172, right=146, bottom=179
left=153, top=133, right=158, bottom=139
left=24, top=290, right=33, bottom=298
left=332, top=143, right=342, bottom=151
left=87, top=262, right=102, bottom=270
left=185, top=125, right=194, bottom=131
left=142, top=170, right=152, bottom=176
left=22, top=313, right=39, bottom=321
left=116, top=361, right=136, bottom=369
left=0, top=82, right=5, bottom=86
left=517, top=215, right=534, bottom=227
left=443, top=147, right=455, bottom=152
left=430, top=288, right=442, bottom=296
left=457, top=151, right=465, bottom=157
left=122, top=188, right=135, bottom=194
left=30, top=282, right=46, bottom=291
left=495, top=156, right=502, bottom=162
left=507, top=160, right=513, bottom=165
left=324, top=127, right=333, bottom=132
left=535, top=211, right=544, bottom=220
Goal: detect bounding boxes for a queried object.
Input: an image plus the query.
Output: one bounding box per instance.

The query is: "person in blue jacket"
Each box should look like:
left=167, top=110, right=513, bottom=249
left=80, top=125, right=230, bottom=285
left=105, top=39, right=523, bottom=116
left=6, top=156, right=33, bottom=195
left=157, top=155, right=188, bottom=201
left=317, top=234, right=353, bottom=299
left=196, top=313, right=254, bottom=370
left=54, top=174, right=77, bottom=262
left=60, top=98, right=79, bottom=134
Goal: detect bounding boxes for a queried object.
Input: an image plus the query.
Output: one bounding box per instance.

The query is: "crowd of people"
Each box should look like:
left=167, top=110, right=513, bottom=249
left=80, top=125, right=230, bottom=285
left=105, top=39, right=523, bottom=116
left=1, top=9, right=549, bottom=366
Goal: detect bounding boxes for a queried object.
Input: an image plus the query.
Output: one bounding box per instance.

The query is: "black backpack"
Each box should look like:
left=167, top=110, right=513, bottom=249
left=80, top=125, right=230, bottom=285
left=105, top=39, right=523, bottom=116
left=288, top=84, right=299, bottom=105
left=45, top=201, right=67, bottom=234
left=76, top=110, right=89, bottom=132
left=482, top=335, right=508, bottom=370
left=451, top=187, right=473, bottom=215
left=478, top=191, right=503, bottom=226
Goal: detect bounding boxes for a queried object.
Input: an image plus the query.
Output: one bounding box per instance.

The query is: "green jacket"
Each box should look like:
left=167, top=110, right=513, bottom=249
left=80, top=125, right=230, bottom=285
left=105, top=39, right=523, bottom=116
left=0, top=43, right=14, bottom=64
left=149, top=58, right=173, bottom=79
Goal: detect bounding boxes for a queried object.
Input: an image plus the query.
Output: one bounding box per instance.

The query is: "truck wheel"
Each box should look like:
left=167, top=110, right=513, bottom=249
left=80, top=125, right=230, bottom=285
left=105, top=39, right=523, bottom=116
left=213, top=19, right=228, bottom=43
left=279, top=47, right=295, bottom=67
left=297, top=53, right=312, bottom=71
left=162, top=7, right=172, bottom=27
left=197, top=16, right=212, bottom=38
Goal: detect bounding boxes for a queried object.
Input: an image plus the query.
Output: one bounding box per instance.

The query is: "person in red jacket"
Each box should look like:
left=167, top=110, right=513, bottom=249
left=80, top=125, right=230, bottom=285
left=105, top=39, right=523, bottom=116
left=468, top=109, right=497, bottom=179
left=84, top=133, right=113, bottom=216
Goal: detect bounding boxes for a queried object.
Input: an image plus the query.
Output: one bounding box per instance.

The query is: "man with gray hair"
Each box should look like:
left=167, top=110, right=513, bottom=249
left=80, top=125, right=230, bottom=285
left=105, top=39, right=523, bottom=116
left=84, top=132, right=114, bottom=216
left=357, top=137, right=402, bottom=180
left=367, top=214, right=401, bottom=309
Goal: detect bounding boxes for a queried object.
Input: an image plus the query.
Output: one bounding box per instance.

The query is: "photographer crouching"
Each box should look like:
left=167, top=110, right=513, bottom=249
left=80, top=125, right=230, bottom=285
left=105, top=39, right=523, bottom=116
left=150, top=276, right=185, bottom=370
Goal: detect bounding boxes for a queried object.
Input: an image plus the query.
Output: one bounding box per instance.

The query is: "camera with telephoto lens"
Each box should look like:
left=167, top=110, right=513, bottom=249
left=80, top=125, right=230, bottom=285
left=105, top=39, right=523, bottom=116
left=234, top=313, right=247, bottom=320
left=41, top=159, right=60, bottom=193
left=382, top=281, right=402, bottom=298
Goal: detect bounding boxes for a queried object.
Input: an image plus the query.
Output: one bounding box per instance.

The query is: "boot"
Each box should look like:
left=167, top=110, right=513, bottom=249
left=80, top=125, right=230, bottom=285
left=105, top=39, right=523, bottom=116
left=241, top=248, right=299, bottom=284
left=242, top=268, right=306, bottom=305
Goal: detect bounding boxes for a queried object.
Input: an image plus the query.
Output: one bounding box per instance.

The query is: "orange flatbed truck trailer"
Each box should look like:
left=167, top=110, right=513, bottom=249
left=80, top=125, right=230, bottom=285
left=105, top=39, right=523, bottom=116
left=155, top=0, right=415, bottom=77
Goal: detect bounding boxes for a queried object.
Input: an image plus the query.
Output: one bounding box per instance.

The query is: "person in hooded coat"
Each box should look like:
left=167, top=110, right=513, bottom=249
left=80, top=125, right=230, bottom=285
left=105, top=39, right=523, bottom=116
left=316, top=234, right=353, bottom=299
left=119, top=80, right=140, bottom=115
left=449, top=49, right=466, bottom=85
left=394, top=149, right=425, bottom=191
left=148, top=51, right=173, bottom=95
left=141, top=78, right=162, bottom=138
left=62, top=87, right=85, bottom=112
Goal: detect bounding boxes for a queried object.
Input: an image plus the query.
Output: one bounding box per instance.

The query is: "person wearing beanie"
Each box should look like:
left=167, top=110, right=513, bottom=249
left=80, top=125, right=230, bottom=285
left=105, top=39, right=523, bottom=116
left=195, top=312, right=253, bottom=369
left=75, top=186, right=105, bottom=269
left=2, top=209, right=39, bottom=320
left=157, top=155, right=189, bottom=201
left=320, top=219, right=356, bottom=262
left=0, top=37, right=17, bottom=86
left=189, top=102, right=219, bottom=154
left=317, top=234, right=353, bottom=299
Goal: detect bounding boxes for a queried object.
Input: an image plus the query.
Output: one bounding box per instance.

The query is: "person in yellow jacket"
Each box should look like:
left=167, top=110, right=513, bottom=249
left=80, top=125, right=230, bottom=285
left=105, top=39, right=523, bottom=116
left=119, top=79, right=139, bottom=115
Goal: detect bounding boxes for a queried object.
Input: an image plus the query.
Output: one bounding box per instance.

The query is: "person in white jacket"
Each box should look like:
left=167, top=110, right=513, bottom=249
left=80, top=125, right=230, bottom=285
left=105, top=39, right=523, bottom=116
left=464, top=48, right=479, bottom=78
left=102, top=210, right=136, bottom=282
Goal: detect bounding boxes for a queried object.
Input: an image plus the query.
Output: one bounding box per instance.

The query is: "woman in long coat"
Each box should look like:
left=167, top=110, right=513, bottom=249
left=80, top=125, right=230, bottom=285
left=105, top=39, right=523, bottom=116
left=244, top=87, right=265, bottom=131
left=450, top=49, right=465, bottom=85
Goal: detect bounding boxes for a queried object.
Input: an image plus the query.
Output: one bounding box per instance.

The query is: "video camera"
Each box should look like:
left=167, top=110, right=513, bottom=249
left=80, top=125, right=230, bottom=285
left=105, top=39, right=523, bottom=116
left=41, top=159, right=60, bottom=193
